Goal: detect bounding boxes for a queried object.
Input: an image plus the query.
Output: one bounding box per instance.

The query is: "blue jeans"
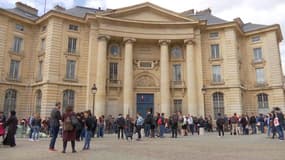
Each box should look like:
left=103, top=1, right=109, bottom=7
left=144, top=124, right=151, bottom=137
left=276, top=125, right=284, bottom=140
left=83, top=130, right=92, bottom=149
left=259, top=122, right=265, bottom=133
left=49, top=126, right=59, bottom=149
left=32, top=126, right=40, bottom=140
left=159, top=125, right=165, bottom=138
left=251, top=124, right=257, bottom=134
left=267, top=126, right=271, bottom=137
left=97, top=126, right=104, bottom=138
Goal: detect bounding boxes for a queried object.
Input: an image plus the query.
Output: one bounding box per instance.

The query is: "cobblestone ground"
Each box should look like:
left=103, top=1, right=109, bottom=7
left=1, top=133, right=285, bottom=160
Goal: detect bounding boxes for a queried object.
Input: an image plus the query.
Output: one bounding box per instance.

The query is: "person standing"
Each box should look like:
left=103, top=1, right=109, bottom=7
left=49, top=102, right=61, bottom=151
left=31, top=113, right=42, bottom=141
left=249, top=113, right=257, bottom=134
left=83, top=111, right=93, bottom=150
left=136, top=113, right=144, bottom=141
left=216, top=113, right=225, bottom=137
left=62, top=106, right=77, bottom=153
left=230, top=113, right=239, bottom=135
left=3, top=110, right=18, bottom=147
left=170, top=113, right=178, bottom=138
left=125, top=114, right=134, bottom=140
left=187, top=114, right=194, bottom=135
left=116, top=114, right=125, bottom=139
left=158, top=113, right=165, bottom=138
left=0, top=111, right=6, bottom=140
left=144, top=111, right=153, bottom=137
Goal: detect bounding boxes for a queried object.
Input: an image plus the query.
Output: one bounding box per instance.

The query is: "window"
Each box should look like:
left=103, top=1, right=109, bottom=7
left=209, top=32, right=219, bottom=38
left=173, top=99, right=182, bottom=113
left=41, top=25, right=47, bottom=32
left=66, top=60, right=76, bottom=80
left=69, top=24, right=79, bottom=31
left=35, top=90, right=42, bottom=114
left=16, top=24, right=24, bottom=31
left=253, top=48, right=262, bottom=62
left=109, top=63, right=118, bottom=81
left=37, top=61, right=43, bottom=81
left=9, top=60, right=20, bottom=80
left=41, top=38, right=46, bottom=51
left=173, top=64, right=182, bottom=81
left=252, top=36, right=260, bottom=42
left=171, top=46, right=182, bottom=58
left=4, top=89, right=17, bottom=117
left=109, top=44, right=120, bottom=56
left=211, top=44, right=220, bottom=59
left=68, top=37, right=77, bottom=53
left=257, top=93, right=269, bottom=108
left=62, top=90, right=75, bottom=112
left=13, top=37, right=23, bottom=53
left=213, top=92, right=224, bottom=119
left=256, top=68, right=265, bottom=84
left=212, top=65, right=221, bottom=82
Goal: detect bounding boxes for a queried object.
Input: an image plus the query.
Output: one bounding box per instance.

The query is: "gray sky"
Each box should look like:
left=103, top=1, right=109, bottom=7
left=1, top=0, right=285, bottom=73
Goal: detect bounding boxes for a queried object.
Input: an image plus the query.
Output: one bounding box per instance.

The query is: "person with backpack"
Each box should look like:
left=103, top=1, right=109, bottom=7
left=62, top=106, right=77, bottom=153
left=116, top=114, right=125, bottom=140
left=136, top=113, right=144, bottom=141
left=216, top=113, right=225, bottom=137
left=158, top=113, right=165, bottom=138
left=230, top=113, right=239, bottom=135
left=144, top=111, right=153, bottom=137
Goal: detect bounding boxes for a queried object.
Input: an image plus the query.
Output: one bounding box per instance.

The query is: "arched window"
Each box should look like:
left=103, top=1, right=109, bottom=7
left=213, top=92, right=224, bottom=119
left=35, top=90, right=42, bottom=114
left=62, top=90, right=75, bottom=112
left=257, top=93, right=268, bottom=108
left=4, top=89, right=17, bottom=117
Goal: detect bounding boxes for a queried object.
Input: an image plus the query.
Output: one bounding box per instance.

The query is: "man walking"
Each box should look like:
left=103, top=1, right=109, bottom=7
left=216, top=113, right=225, bottom=137
left=49, top=102, right=61, bottom=151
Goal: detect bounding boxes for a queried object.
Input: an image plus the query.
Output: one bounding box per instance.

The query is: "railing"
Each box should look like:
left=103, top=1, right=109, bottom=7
left=107, top=79, right=122, bottom=87
left=171, top=81, right=185, bottom=88
left=6, top=74, right=21, bottom=82
left=65, top=50, right=80, bottom=56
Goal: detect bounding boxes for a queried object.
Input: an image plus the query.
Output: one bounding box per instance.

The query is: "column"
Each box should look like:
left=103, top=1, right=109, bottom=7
left=184, top=39, right=198, bottom=116
left=95, top=35, right=109, bottom=116
left=123, top=38, right=136, bottom=116
left=159, top=40, right=171, bottom=117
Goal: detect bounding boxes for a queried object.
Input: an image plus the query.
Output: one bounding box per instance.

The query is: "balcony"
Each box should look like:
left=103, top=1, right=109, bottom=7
left=107, top=79, right=122, bottom=88
left=63, top=76, right=78, bottom=82
left=255, top=81, right=268, bottom=88
left=6, top=74, right=21, bottom=82
left=65, top=50, right=80, bottom=57
left=9, top=49, right=25, bottom=58
left=252, top=59, right=266, bottom=66
left=171, top=81, right=185, bottom=88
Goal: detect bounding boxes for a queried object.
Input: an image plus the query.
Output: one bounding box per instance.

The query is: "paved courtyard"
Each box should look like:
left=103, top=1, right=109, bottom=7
left=1, top=133, right=285, bottom=160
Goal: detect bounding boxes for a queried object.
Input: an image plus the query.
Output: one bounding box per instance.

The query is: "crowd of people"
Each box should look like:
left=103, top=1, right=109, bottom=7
left=0, top=102, right=284, bottom=152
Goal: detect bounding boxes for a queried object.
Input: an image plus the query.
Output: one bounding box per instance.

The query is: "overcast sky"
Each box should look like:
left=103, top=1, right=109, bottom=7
left=1, top=0, right=285, bottom=73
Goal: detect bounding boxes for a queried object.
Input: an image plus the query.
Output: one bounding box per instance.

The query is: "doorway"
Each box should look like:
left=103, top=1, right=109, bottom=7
left=136, top=94, right=154, bottom=118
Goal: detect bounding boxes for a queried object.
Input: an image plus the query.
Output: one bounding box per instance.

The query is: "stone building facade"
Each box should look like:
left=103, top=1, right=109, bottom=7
left=0, top=2, right=284, bottom=119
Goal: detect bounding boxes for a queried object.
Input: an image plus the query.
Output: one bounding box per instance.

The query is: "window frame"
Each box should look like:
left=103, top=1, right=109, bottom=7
left=13, top=36, right=23, bottom=53
left=212, top=65, right=221, bottom=83
left=256, top=68, right=265, bottom=84
left=210, top=44, right=220, bottom=59
left=66, top=60, right=76, bottom=80
left=257, top=93, right=269, bottom=108
left=172, top=64, right=182, bottom=81
left=109, top=62, right=118, bottom=81
left=9, top=60, right=20, bottom=80
left=213, top=92, right=224, bottom=119
left=4, top=89, right=17, bottom=117
left=67, top=37, right=77, bottom=53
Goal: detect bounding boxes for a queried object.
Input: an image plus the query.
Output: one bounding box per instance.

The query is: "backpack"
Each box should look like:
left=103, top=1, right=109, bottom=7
left=64, top=116, right=74, bottom=131
left=231, top=116, right=237, bottom=123
left=157, top=118, right=162, bottom=125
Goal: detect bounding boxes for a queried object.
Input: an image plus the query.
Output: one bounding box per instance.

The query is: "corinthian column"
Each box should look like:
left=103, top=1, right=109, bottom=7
left=123, top=38, right=136, bottom=116
left=184, top=39, right=197, bottom=116
left=95, top=35, right=109, bottom=116
left=159, top=40, right=171, bottom=117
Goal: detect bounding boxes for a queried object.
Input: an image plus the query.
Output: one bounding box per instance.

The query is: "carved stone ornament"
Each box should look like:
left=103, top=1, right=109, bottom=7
left=136, top=75, right=156, bottom=87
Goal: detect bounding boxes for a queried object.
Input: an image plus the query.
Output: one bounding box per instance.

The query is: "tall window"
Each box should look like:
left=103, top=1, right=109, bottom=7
left=173, top=64, right=181, bottom=81
left=213, top=92, right=224, bottom=119
left=253, top=48, right=262, bottom=62
left=173, top=99, right=182, bottom=113
left=41, top=38, right=46, bottom=51
left=212, top=65, right=221, bottom=82
left=63, top=90, right=75, bottom=112
left=66, top=60, right=76, bottom=80
left=211, top=44, right=220, bottom=59
left=37, top=61, right=43, bottom=81
left=13, top=37, right=23, bottom=53
left=35, top=90, right=42, bottom=114
left=68, top=37, right=77, bottom=53
left=4, top=89, right=17, bottom=117
left=109, top=63, right=118, bottom=81
left=256, top=68, right=265, bottom=84
left=9, top=60, right=20, bottom=80
left=257, top=93, right=269, bottom=108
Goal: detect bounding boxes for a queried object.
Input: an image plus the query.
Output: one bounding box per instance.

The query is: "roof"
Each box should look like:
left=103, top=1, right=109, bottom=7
left=242, top=23, right=269, bottom=32
left=54, top=6, right=101, bottom=18
left=191, top=13, right=228, bottom=25
left=5, top=8, right=39, bottom=20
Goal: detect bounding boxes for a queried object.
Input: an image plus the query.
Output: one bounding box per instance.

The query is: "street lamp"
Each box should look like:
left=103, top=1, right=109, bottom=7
left=201, top=86, right=207, bottom=118
left=91, top=83, right=97, bottom=116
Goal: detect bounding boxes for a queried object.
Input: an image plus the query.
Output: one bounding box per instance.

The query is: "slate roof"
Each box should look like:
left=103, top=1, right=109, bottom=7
left=242, top=23, right=269, bottom=32
left=191, top=13, right=228, bottom=25
left=5, top=8, right=39, bottom=20
left=54, top=6, right=101, bottom=18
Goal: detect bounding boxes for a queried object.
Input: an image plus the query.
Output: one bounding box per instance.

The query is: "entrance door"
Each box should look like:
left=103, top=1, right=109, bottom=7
left=136, top=94, right=154, bottom=118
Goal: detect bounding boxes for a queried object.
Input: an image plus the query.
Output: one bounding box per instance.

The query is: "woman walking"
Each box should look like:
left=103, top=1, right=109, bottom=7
left=62, top=106, right=77, bottom=153
left=3, top=110, right=18, bottom=147
left=31, top=113, right=41, bottom=141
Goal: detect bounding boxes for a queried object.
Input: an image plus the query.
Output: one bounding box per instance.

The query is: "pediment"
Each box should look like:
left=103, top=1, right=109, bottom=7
left=101, top=2, right=197, bottom=23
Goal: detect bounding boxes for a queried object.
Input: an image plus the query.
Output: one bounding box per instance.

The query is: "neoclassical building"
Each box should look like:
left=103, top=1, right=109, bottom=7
left=0, top=2, right=284, bottom=119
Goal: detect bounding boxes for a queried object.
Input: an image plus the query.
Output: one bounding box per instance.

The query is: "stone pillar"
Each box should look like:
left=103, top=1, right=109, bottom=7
left=123, top=38, right=136, bottom=116
left=95, top=35, right=109, bottom=116
left=159, top=40, right=171, bottom=117
left=184, top=39, right=198, bottom=116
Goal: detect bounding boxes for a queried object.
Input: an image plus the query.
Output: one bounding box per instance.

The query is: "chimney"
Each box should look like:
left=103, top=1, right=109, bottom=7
left=196, top=8, right=212, bottom=15
left=234, top=17, right=244, bottom=27
left=15, top=2, right=38, bottom=15
left=54, top=5, right=66, bottom=11
left=181, top=9, right=195, bottom=15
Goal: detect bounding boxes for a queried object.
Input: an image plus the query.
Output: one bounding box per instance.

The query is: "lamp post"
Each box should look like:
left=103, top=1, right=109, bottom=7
left=201, top=87, right=206, bottom=118
left=91, top=83, right=97, bottom=116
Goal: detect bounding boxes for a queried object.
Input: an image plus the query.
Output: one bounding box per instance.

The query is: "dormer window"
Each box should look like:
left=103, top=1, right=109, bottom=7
left=251, top=36, right=260, bottom=42
left=209, top=32, right=219, bottom=38
left=16, top=24, right=24, bottom=31
left=69, top=24, right=78, bottom=31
